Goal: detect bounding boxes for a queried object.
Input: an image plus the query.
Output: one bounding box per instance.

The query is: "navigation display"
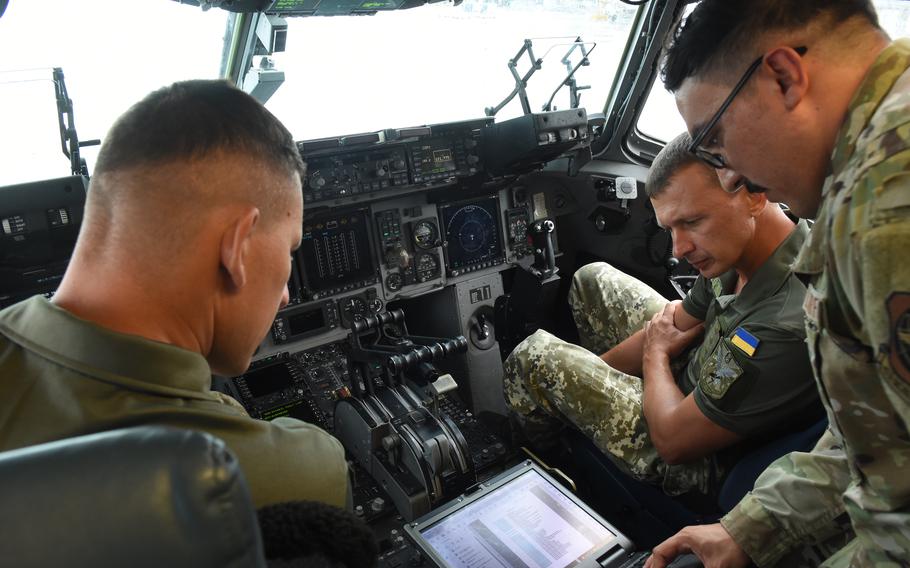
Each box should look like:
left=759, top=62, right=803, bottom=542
left=298, top=208, right=377, bottom=297
left=418, top=468, right=616, bottom=568
left=439, top=195, right=503, bottom=275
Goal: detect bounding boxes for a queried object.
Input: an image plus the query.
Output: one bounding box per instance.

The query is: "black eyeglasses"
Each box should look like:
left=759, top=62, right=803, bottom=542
left=688, top=46, right=808, bottom=170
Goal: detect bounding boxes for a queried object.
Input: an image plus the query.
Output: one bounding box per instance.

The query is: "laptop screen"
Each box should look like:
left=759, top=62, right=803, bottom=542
left=408, top=462, right=628, bottom=568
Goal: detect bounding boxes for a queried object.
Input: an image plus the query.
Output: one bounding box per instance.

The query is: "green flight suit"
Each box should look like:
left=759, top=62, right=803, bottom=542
left=504, top=220, right=820, bottom=497
left=721, top=39, right=910, bottom=567
left=0, top=296, right=349, bottom=509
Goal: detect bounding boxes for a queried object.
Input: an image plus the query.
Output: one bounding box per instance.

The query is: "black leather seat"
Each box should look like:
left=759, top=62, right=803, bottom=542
left=0, top=426, right=266, bottom=568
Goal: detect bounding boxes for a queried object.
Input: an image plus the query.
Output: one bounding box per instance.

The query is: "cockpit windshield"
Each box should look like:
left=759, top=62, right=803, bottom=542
left=266, top=1, right=639, bottom=139
left=0, top=0, right=227, bottom=186
left=0, top=0, right=638, bottom=185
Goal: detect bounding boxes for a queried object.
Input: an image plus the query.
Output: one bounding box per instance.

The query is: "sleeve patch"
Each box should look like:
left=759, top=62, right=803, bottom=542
left=731, top=327, right=760, bottom=357
left=887, top=292, right=910, bottom=383
left=699, top=340, right=744, bottom=400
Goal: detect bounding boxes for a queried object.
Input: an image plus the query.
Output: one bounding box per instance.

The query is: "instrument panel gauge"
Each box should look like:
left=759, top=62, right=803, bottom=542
left=340, top=296, right=367, bottom=321
left=415, top=253, right=440, bottom=282
left=385, top=272, right=404, bottom=292
left=412, top=220, right=438, bottom=250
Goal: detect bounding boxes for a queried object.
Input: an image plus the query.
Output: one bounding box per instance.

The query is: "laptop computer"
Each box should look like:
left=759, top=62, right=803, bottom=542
left=404, top=459, right=664, bottom=568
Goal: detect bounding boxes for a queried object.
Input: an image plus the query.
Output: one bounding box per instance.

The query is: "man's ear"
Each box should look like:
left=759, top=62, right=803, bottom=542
left=764, top=47, right=809, bottom=110
left=220, top=207, right=260, bottom=291
left=745, top=190, right=769, bottom=217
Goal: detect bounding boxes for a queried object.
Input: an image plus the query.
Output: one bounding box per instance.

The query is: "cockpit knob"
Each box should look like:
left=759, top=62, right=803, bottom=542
left=370, top=497, right=386, bottom=513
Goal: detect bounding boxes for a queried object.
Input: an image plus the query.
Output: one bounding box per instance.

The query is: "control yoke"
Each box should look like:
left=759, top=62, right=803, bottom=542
left=494, top=218, right=561, bottom=360
left=528, top=218, right=558, bottom=280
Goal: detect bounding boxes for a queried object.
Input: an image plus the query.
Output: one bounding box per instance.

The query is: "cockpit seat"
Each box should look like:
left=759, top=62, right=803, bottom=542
left=716, top=417, right=828, bottom=512
left=565, top=417, right=828, bottom=550
left=0, top=426, right=266, bottom=568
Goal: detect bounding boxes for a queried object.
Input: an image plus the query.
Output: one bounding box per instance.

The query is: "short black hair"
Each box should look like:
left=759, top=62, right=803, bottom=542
left=645, top=132, right=708, bottom=198
left=661, top=0, right=880, bottom=92
left=94, top=79, right=305, bottom=180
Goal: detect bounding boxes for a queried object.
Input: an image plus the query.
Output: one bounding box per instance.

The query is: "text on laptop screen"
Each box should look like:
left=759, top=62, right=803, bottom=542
left=419, top=469, right=617, bottom=568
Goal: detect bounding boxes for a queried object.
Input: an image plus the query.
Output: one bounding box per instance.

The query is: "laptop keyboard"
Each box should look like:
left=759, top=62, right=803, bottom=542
left=613, top=551, right=703, bottom=568
left=615, top=551, right=650, bottom=568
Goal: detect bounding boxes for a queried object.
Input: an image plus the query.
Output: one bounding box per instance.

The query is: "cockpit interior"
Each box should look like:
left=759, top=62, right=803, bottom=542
left=2, top=1, right=909, bottom=567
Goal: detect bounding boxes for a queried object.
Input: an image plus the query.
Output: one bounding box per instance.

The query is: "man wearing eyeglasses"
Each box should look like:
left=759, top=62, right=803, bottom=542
left=646, top=1, right=910, bottom=567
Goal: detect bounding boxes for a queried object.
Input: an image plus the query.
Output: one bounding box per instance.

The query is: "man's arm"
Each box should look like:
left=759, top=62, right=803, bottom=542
left=645, top=428, right=852, bottom=568
left=602, top=300, right=704, bottom=377
left=600, top=330, right=646, bottom=375
left=853, top=214, right=910, bottom=563
left=641, top=302, right=741, bottom=464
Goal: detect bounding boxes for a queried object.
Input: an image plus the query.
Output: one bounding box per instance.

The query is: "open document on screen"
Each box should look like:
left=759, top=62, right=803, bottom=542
left=417, top=467, right=618, bottom=568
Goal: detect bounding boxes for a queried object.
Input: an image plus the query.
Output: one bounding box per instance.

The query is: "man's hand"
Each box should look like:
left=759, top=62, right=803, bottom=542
left=643, top=301, right=704, bottom=359
left=644, top=524, right=751, bottom=568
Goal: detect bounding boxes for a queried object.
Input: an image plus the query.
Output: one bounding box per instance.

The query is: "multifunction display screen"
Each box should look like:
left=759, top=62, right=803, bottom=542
left=287, top=305, right=326, bottom=337
left=298, top=209, right=376, bottom=296
left=244, top=363, right=294, bottom=399
left=412, top=140, right=458, bottom=177
left=439, top=195, right=503, bottom=273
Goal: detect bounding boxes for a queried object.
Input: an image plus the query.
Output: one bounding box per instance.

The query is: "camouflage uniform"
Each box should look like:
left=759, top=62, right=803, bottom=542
left=720, top=39, right=910, bottom=567
left=503, top=263, right=701, bottom=493
left=504, top=240, right=820, bottom=497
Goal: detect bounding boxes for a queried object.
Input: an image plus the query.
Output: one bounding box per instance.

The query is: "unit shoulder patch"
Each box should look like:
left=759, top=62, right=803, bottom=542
left=699, top=341, right=744, bottom=400
left=887, top=292, right=910, bottom=383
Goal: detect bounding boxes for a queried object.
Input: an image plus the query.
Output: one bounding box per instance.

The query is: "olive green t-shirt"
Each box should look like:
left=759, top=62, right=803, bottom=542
left=0, top=296, right=349, bottom=509
left=680, top=220, right=823, bottom=438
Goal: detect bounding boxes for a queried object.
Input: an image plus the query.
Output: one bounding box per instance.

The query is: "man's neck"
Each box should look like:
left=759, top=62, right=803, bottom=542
left=53, top=263, right=209, bottom=357
left=733, top=213, right=796, bottom=293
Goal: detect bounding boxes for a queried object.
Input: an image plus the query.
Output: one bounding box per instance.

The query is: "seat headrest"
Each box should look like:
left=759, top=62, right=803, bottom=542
left=0, top=425, right=266, bottom=568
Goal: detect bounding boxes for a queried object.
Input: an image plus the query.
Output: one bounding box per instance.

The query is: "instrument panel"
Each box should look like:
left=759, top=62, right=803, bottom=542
left=168, top=111, right=586, bottom=380
left=298, top=119, right=488, bottom=205
left=263, top=187, right=532, bottom=360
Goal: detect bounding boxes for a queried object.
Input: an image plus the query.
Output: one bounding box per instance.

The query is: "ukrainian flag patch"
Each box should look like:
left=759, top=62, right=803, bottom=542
left=731, top=327, right=759, bottom=357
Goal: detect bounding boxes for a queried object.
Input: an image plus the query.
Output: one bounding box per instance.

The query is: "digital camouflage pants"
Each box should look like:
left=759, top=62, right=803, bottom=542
left=503, top=262, right=715, bottom=496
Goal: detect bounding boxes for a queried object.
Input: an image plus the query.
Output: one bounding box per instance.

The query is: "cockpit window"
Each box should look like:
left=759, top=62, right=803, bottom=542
left=265, top=1, right=639, bottom=140
left=0, top=0, right=227, bottom=186
left=636, top=0, right=910, bottom=144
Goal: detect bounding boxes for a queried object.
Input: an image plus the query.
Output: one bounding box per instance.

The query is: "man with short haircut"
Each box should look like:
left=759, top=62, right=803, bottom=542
left=503, top=132, right=820, bottom=501
left=647, top=1, right=910, bottom=566
left=0, top=80, right=349, bottom=508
